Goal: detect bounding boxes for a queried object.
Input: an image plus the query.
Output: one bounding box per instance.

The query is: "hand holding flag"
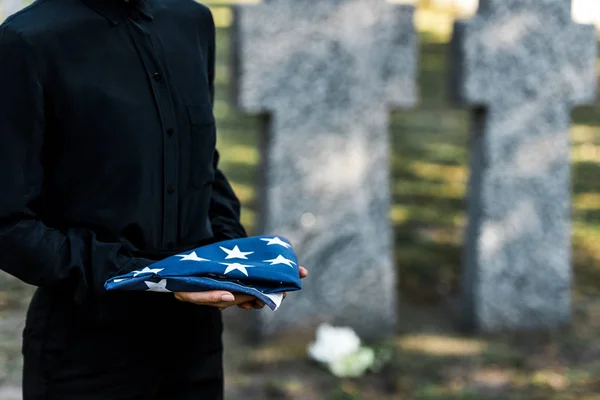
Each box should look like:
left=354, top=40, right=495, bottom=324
left=235, top=266, right=308, bottom=311
left=104, top=236, right=304, bottom=311
left=175, top=266, right=309, bottom=311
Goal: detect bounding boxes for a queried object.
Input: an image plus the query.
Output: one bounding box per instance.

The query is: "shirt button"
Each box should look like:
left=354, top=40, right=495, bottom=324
left=167, top=128, right=174, bottom=137
left=167, top=185, right=175, bottom=194
left=153, top=72, right=162, bottom=82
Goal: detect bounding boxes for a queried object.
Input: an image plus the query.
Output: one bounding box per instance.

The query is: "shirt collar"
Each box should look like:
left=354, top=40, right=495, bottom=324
left=80, top=0, right=154, bottom=25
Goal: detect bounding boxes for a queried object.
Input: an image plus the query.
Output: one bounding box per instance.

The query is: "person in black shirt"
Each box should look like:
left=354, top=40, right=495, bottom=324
left=0, top=0, right=307, bottom=398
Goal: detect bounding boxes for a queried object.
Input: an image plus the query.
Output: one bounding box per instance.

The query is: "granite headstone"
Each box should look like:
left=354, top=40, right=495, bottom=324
left=451, top=0, right=597, bottom=331
left=1, top=0, right=24, bottom=21
left=232, top=0, right=418, bottom=339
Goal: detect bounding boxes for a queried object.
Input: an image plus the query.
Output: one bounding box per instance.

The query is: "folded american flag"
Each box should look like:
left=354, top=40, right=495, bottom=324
left=104, top=236, right=302, bottom=310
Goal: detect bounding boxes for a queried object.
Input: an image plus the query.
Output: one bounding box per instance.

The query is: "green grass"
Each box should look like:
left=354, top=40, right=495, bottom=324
left=207, top=3, right=600, bottom=399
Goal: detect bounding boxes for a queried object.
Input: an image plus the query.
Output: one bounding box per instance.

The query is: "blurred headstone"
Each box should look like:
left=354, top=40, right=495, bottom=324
left=1, top=0, right=24, bottom=21
left=451, top=0, right=597, bottom=331
left=232, top=0, right=418, bottom=340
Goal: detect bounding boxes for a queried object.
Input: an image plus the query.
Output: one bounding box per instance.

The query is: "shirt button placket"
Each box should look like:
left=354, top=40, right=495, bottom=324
left=138, top=26, right=178, bottom=250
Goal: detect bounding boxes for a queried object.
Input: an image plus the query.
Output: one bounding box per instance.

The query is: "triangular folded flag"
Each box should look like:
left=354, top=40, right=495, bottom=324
left=104, top=236, right=302, bottom=310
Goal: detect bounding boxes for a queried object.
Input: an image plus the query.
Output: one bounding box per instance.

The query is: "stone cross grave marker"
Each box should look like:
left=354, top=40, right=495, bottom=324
left=451, top=0, right=597, bottom=332
left=1, top=0, right=24, bottom=21
left=232, top=0, right=418, bottom=340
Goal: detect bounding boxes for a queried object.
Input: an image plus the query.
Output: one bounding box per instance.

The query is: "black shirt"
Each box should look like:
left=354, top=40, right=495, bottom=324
left=0, top=0, right=247, bottom=303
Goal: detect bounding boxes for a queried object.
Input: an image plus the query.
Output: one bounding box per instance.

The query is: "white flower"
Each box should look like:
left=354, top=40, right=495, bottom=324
left=307, top=323, right=362, bottom=364
left=328, top=347, right=376, bottom=378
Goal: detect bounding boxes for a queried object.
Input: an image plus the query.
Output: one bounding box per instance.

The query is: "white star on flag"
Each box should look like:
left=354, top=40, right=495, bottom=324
left=220, top=262, right=255, bottom=276
left=264, top=255, right=296, bottom=268
left=145, top=279, right=171, bottom=292
left=133, top=267, right=164, bottom=277
left=260, top=237, right=292, bottom=248
left=176, top=251, right=210, bottom=262
left=220, top=245, right=254, bottom=260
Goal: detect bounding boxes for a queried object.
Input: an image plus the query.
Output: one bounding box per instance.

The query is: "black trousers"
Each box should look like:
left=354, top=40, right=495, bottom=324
left=22, top=287, right=224, bottom=400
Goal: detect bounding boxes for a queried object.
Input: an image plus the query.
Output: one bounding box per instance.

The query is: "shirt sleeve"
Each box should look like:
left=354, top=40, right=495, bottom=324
left=0, top=25, right=153, bottom=303
left=206, top=10, right=248, bottom=242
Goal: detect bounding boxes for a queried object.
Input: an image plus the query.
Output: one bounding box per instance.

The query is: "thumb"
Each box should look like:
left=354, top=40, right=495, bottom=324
left=219, top=292, right=236, bottom=302
left=175, top=291, right=235, bottom=303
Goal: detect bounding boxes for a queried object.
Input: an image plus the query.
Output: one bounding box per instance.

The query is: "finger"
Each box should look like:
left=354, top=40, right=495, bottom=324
left=228, top=294, right=256, bottom=305
left=253, top=301, right=265, bottom=309
left=299, top=266, right=309, bottom=278
left=174, top=293, right=185, bottom=302
left=175, top=291, right=235, bottom=305
left=282, top=292, right=287, bottom=300
left=236, top=299, right=265, bottom=310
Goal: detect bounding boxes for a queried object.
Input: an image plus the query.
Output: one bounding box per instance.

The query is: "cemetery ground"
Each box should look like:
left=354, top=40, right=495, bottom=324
left=0, top=4, right=599, bottom=400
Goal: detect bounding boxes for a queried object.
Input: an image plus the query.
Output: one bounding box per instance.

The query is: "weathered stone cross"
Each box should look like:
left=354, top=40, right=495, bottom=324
left=1, top=0, right=24, bottom=21
left=233, top=0, right=418, bottom=339
left=451, top=0, right=597, bottom=331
